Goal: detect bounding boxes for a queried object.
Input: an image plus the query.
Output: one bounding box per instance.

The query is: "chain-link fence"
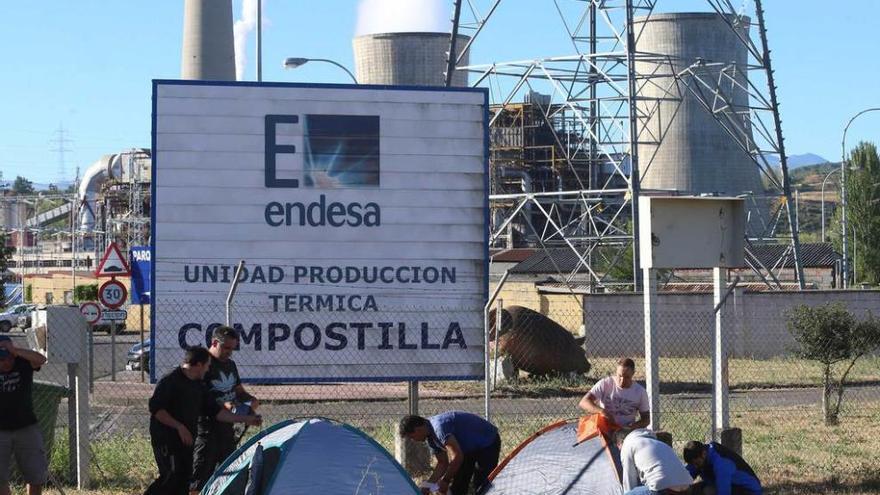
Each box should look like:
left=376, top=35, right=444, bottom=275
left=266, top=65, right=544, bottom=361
left=10, top=287, right=880, bottom=493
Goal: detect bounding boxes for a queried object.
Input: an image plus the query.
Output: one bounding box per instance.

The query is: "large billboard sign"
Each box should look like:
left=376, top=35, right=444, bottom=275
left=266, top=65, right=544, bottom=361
left=151, top=80, right=488, bottom=382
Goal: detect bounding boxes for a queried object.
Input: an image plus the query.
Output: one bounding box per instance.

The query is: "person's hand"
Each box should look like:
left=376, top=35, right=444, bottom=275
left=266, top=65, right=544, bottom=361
left=176, top=425, right=193, bottom=446
left=249, top=398, right=260, bottom=411
left=245, top=415, right=262, bottom=427
left=600, top=409, right=613, bottom=421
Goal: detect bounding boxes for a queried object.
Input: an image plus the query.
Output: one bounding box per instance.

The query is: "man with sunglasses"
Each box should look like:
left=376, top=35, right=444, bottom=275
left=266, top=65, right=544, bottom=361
left=191, top=326, right=260, bottom=492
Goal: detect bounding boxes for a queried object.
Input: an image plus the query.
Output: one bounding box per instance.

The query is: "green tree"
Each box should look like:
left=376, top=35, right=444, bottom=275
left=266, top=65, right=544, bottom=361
left=74, top=284, right=98, bottom=303
left=786, top=302, right=880, bottom=425
left=0, top=232, right=14, bottom=308
left=831, top=141, right=880, bottom=285
left=12, top=176, right=35, bottom=195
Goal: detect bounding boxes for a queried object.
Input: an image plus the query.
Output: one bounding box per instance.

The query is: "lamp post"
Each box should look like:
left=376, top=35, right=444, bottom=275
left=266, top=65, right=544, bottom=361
left=841, top=107, right=880, bottom=288
left=282, top=57, right=358, bottom=84
left=820, top=168, right=840, bottom=242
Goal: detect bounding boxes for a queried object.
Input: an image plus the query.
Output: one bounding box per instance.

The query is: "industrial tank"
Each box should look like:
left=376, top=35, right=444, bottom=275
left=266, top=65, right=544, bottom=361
left=635, top=13, right=765, bottom=203
left=353, top=32, right=470, bottom=87
left=181, top=0, right=235, bottom=80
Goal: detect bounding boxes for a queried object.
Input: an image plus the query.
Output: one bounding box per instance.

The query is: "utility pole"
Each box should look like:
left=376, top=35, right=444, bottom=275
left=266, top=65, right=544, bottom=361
left=50, top=123, right=73, bottom=184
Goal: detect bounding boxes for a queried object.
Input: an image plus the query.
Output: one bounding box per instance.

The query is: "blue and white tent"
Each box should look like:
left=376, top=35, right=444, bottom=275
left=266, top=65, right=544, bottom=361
left=202, top=418, right=420, bottom=495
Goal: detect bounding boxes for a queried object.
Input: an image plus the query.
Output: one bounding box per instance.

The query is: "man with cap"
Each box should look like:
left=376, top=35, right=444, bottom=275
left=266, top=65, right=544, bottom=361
left=0, top=335, right=49, bottom=495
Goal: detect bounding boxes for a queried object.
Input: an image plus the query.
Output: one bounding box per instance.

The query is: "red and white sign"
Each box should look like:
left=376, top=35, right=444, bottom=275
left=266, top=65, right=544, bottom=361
left=79, top=302, right=102, bottom=325
left=96, top=242, right=131, bottom=277
left=99, top=280, right=128, bottom=309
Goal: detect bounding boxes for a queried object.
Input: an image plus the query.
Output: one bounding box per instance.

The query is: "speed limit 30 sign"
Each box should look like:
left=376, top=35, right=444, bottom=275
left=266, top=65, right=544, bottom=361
left=99, top=279, right=128, bottom=309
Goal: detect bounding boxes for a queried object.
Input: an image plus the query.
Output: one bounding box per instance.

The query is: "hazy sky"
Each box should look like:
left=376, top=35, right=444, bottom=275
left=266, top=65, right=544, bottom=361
left=1, top=0, right=878, bottom=184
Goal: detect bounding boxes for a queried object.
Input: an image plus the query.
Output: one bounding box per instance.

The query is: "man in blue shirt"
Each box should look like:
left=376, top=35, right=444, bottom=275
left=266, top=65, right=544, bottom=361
left=399, top=411, right=501, bottom=495
left=683, top=441, right=762, bottom=495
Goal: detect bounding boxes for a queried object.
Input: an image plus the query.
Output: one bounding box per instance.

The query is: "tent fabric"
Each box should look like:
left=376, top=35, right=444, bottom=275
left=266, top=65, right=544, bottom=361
left=485, top=421, right=623, bottom=495
left=202, top=418, right=420, bottom=495
left=576, top=414, right=619, bottom=444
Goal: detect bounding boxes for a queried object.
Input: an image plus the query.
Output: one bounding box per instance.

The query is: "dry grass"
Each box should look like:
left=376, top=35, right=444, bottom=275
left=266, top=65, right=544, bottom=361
left=29, top=406, right=880, bottom=495
left=423, top=356, right=880, bottom=397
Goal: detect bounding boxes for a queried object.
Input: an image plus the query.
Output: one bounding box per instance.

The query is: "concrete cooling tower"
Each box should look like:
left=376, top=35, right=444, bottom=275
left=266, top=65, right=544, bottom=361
left=353, top=32, right=470, bottom=87
left=181, top=0, right=235, bottom=80
left=635, top=13, right=765, bottom=203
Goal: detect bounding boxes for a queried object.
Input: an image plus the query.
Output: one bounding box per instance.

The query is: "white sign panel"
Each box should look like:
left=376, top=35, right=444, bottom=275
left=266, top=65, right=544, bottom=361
left=152, top=80, right=488, bottom=383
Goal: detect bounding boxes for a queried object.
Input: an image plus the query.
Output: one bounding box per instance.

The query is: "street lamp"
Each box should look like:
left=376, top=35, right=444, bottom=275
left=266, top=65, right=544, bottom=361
left=841, top=107, right=880, bottom=288
left=820, top=168, right=840, bottom=242
left=282, top=57, right=358, bottom=84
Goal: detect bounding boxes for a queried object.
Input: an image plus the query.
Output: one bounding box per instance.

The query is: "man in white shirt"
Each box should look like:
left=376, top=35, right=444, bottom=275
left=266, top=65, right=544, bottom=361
left=579, top=357, right=650, bottom=428
left=615, top=428, right=693, bottom=494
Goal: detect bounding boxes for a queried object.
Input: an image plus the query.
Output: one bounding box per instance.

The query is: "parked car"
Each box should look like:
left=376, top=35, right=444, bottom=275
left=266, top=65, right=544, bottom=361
left=0, top=304, right=35, bottom=332
left=126, top=338, right=151, bottom=372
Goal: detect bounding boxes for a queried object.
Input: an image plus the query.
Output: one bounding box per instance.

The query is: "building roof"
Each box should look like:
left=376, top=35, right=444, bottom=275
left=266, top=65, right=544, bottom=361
left=508, top=248, right=585, bottom=274
left=747, top=242, right=840, bottom=269
left=490, top=248, right=539, bottom=263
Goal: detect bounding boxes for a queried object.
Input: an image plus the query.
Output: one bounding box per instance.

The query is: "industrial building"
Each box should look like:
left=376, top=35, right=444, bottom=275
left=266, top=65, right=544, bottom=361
left=1, top=2, right=822, bottom=298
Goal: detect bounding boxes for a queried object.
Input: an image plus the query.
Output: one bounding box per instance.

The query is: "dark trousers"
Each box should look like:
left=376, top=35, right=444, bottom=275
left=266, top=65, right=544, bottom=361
left=191, top=422, right=237, bottom=491
left=450, top=434, right=501, bottom=495
left=144, top=436, right=192, bottom=495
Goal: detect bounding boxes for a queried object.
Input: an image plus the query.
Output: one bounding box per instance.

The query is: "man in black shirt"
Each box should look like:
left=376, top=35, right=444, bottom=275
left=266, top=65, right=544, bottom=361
left=191, top=326, right=260, bottom=492
left=0, top=335, right=48, bottom=495
left=145, top=346, right=261, bottom=495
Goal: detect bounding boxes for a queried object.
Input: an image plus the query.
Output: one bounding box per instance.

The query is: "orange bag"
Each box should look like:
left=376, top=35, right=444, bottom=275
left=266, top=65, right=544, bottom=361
left=576, top=414, right=620, bottom=444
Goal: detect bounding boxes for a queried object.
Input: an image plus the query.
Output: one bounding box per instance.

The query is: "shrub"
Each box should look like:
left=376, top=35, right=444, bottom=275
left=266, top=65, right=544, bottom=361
left=786, top=303, right=880, bottom=425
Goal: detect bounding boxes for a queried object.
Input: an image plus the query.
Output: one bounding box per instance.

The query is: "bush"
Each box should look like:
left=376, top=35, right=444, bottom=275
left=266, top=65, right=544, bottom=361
left=786, top=303, right=880, bottom=425
left=74, top=284, right=98, bottom=303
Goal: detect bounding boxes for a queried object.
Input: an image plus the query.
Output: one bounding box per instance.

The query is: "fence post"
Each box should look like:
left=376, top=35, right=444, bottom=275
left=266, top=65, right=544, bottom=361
left=408, top=381, right=419, bottom=416
left=493, top=298, right=504, bottom=390
left=484, top=270, right=510, bottom=421
left=713, top=267, right=731, bottom=439
left=643, top=268, right=660, bottom=430
left=76, top=319, right=91, bottom=489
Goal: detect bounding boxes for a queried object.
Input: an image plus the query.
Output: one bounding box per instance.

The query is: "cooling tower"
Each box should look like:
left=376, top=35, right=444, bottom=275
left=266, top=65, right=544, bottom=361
left=353, top=32, right=470, bottom=87
left=181, top=0, right=235, bottom=80
left=635, top=13, right=764, bottom=200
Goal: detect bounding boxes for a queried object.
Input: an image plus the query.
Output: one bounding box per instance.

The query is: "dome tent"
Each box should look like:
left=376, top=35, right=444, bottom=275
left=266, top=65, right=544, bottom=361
left=202, top=418, right=420, bottom=495
left=484, top=420, right=623, bottom=495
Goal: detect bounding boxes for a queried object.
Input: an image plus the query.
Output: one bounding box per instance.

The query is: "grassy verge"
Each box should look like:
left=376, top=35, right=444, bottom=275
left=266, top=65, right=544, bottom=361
left=423, top=356, right=880, bottom=397
left=28, top=405, right=880, bottom=495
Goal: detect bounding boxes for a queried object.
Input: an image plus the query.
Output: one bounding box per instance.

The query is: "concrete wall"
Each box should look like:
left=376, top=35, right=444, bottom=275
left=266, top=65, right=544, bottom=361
left=583, top=290, right=880, bottom=358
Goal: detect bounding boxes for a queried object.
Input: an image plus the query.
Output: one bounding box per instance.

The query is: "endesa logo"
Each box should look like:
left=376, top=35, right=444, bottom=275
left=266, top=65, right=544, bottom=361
left=264, top=114, right=381, bottom=227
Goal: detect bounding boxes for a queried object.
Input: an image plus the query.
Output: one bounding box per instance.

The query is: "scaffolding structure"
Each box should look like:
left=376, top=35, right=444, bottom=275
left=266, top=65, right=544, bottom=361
left=449, top=0, right=805, bottom=290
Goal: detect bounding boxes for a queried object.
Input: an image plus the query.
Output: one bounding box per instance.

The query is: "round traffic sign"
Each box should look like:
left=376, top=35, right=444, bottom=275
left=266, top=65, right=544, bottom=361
left=99, top=279, right=128, bottom=309
left=79, top=302, right=102, bottom=325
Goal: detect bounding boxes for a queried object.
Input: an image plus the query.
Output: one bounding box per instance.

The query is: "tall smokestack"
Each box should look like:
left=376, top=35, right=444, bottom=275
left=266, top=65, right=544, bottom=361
left=181, top=0, right=236, bottom=80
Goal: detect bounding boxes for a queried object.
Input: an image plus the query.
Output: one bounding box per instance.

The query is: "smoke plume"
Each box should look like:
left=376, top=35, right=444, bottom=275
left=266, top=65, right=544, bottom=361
left=355, top=0, right=450, bottom=36
left=233, top=0, right=264, bottom=80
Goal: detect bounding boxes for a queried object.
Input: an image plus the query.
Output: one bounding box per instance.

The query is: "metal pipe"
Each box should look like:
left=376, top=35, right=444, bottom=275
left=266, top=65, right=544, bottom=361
left=256, top=0, right=262, bottom=82
left=225, top=260, right=246, bottom=326
left=625, top=0, right=643, bottom=290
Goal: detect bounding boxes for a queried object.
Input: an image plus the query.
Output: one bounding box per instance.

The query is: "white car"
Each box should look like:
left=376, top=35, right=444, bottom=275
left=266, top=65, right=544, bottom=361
left=0, top=304, right=35, bottom=332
